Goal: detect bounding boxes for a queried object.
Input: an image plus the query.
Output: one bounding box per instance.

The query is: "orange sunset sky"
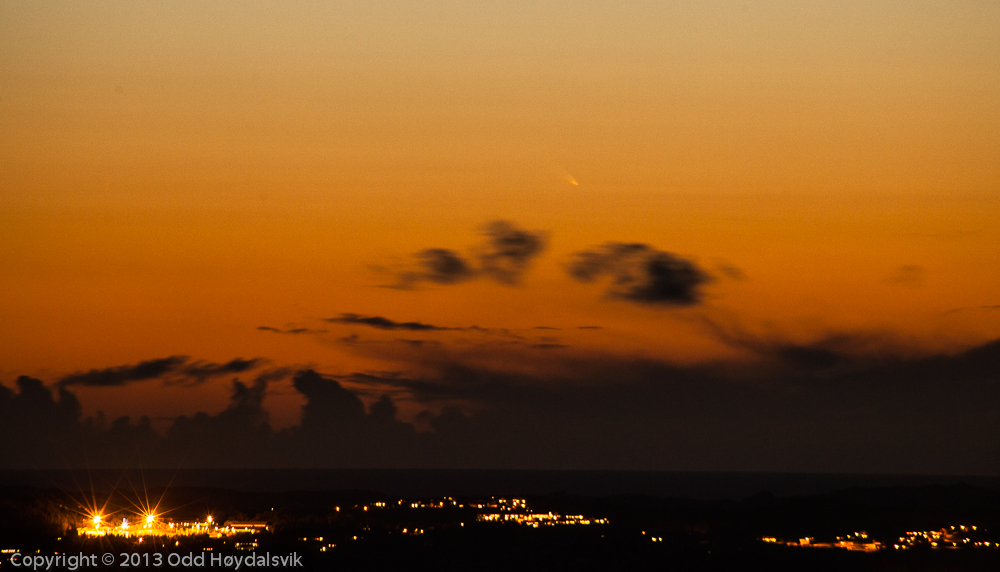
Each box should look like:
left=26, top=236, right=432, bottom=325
left=2, top=1, right=999, bottom=432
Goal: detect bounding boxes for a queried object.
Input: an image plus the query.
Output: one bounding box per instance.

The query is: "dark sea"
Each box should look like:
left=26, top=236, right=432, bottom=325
left=3, top=469, right=1000, bottom=500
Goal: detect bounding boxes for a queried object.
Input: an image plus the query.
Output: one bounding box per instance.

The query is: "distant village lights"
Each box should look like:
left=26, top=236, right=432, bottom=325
left=760, top=525, right=998, bottom=552
left=80, top=514, right=271, bottom=539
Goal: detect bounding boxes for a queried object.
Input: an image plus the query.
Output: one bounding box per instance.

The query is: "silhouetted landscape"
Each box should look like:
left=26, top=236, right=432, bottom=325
left=4, top=471, right=1000, bottom=570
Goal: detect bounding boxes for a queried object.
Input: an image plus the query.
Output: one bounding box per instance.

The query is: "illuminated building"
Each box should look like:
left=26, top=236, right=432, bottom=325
left=79, top=515, right=270, bottom=539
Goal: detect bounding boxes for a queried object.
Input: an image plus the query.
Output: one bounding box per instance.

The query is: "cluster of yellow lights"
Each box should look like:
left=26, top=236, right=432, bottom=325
left=466, top=497, right=607, bottom=527
left=477, top=512, right=608, bottom=527
left=399, top=498, right=461, bottom=509
left=466, top=498, right=527, bottom=511
left=81, top=513, right=218, bottom=538
left=761, top=525, right=996, bottom=552
left=359, top=497, right=609, bottom=529
left=382, top=497, right=526, bottom=511
left=893, top=526, right=996, bottom=550
left=761, top=535, right=882, bottom=552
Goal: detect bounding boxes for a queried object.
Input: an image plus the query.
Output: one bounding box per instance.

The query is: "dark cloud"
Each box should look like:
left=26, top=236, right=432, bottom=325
left=414, top=248, right=476, bottom=285
left=328, top=337, right=1000, bottom=472
left=393, top=249, right=476, bottom=288
left=695, top=317, right=899, bottom=374
left=1, top=376, right=92, bottom=467
left=568, top=243, right=710, bottom=305
left=178, top=358, right=264, bottom=384
left=257, top=326, right=326, bottom=334
left=58, top=356, right=264, bottom=387
left=252, top=367, right=294, bottom=385
left=389, top=221, right=546, bottom=288
left=328, top=313, right=452, bottom=331
left=284, top=370, right=420, bottom=466
left=478, top=220, right=547, bottom=285
left=397, top=339, right=442, bottom=347
left=294, top=369, right=366, bottom=428
left=6, top=338, right=1000, bottom=473
left=59, top=356, right=188, bottom=387
left=774, top=344, right=843, bottom=371
left=342, top=371, right=479, bottom=404
left=165, top=374, right=275, bottom=466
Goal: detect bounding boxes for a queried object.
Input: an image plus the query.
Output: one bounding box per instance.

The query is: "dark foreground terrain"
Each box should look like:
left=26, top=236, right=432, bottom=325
left=4, top=482, right=1000, bottom=571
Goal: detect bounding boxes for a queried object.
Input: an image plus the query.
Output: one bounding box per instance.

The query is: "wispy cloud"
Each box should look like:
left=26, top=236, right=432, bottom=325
left=59, top=356, right=265, bottom=387
left=944, top=304, right=1000, bottom=315
left=885, top=264, right=924, bottom=287
left=327, top=313, right=456, bottom=331
left=713, top=259, right=748, bottom=281
left=257, top=326, right=327, bottom=335
left=58, top=356, right=188, bottom=387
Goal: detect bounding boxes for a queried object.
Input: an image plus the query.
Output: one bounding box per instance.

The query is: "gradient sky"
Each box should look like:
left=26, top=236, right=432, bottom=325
left=2, top=1, right=999, bottom=471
